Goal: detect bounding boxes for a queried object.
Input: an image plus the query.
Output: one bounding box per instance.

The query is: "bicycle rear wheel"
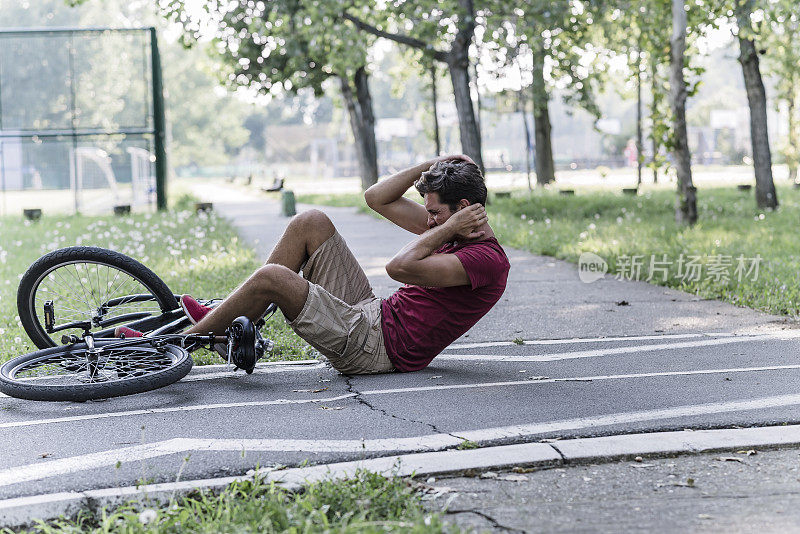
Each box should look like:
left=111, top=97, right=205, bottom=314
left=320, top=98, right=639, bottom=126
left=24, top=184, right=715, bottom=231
left=0, top=340, right=192, bottom=401
left=17, top=247, right=180, bottom=349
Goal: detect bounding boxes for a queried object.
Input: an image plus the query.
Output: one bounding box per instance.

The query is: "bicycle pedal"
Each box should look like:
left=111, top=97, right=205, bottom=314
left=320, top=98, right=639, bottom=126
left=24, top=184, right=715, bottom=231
left=61, top=334, right=81, bottom=345
left=254, top=339, right=274, bottom=359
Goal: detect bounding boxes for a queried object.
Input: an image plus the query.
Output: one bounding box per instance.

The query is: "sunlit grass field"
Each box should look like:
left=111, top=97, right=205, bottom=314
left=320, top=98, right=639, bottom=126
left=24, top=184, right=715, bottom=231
left=0, top=198, right=316, bottom=364
left=299, top=184, right=800, bottom=317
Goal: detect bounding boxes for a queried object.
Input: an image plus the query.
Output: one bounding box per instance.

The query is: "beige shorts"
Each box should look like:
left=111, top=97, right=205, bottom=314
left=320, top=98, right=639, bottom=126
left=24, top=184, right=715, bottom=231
left=288, top=231, right=395, bottom=375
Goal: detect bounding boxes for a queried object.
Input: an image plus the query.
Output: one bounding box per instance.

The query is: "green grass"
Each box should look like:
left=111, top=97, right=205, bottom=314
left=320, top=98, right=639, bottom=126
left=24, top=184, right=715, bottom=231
left=0, top=202, right=315, bottom=364
left=491, top=185, right=800, bottom=316
left=456, top=439, right=480, bottom=450
left=298, top=192, right=370, bottom=210
left=299, top=185, right=800, bottom=317
left=12, top=470, right=450, bottom=533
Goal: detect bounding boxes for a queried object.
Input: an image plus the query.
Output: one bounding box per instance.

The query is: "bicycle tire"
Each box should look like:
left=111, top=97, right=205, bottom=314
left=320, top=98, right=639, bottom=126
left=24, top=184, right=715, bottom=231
left=17, top=246, right=180, bottom=349
left=0, top=340, right=193, bottom=401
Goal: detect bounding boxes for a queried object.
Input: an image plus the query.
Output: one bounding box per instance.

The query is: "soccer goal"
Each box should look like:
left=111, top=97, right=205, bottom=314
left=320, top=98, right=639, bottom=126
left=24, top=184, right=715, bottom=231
left=0, top=26, right=167, bottom=216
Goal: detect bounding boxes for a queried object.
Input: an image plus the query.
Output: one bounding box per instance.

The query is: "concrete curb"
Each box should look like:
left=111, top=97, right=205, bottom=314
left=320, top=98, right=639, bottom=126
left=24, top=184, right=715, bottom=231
left=4, top=424, right=800, bottom=527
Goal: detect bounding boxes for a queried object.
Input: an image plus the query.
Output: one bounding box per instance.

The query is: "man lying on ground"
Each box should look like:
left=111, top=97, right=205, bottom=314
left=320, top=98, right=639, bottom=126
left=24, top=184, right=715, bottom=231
left=118, top=154, right=510, bottom=374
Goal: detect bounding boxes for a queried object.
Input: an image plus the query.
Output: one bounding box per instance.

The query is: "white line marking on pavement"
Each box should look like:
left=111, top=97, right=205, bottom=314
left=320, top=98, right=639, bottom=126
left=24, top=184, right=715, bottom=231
left=182, top=362, right=326, bottom=382
left=445, top=332, right=728, bottom=350
left=456, top=392, right=800, bottom=443
left=0, top=435, right=464, bottom=488
left=361, top=364, right=800, bottom=395
left=2, top=332, right=791, bottom=396
left=0, top=394, right=357, bottom=430
left=3, top=364, right=800, bottom=430
left=440, top=330, right=800, bottom=362
left=0, top=361, right=326, bottom=398
left=190, top=360, right=321, bottom=371
left=6, top=391, right=800, bottom=487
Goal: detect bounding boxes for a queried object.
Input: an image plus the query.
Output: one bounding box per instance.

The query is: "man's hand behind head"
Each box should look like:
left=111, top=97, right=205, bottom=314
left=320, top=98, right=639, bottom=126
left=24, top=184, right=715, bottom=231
left=436, top=154, right=476, bottom=166
left=443, top=203, right=487, bottom=242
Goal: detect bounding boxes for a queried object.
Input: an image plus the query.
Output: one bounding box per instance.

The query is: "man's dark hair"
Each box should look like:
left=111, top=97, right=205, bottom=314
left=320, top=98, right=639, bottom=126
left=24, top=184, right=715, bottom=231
left=414, top=160, right=487, bottom=211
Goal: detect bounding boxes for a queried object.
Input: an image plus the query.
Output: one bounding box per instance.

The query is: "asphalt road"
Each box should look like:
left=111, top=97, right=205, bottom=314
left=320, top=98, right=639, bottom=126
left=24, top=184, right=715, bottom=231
left=432, top=447, right=800, bottom=533
left=0, top=184, right=798, bottom=502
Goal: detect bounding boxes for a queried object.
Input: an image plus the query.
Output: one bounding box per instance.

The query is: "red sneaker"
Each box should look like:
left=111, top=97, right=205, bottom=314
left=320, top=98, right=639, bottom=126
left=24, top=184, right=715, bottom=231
left=181, top=294, right=212, bottom=324
left=181, top=295, right=227, bottom=359
left=115, top=326, right=143, bottom=338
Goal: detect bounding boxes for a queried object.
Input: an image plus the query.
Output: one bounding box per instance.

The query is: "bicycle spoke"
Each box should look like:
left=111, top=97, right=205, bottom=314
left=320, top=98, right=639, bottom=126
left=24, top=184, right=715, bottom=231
left=63, top=264, right=95, bottom=313
left=11, top=345, right=179, bottom=385
left=33, top=261, right=164, bottom=338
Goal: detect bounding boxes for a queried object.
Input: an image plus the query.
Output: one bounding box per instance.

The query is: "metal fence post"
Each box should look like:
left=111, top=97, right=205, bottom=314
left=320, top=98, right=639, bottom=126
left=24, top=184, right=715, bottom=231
left=150, top=27, right=167, bottom=211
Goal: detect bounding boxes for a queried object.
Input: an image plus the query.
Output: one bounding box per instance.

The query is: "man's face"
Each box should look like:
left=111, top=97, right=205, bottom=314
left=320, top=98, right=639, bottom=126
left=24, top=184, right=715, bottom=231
left=424, top=193, right=456, bottom=229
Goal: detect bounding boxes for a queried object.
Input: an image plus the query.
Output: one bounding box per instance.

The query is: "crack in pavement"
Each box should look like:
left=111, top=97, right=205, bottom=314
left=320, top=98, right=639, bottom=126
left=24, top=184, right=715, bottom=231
left=344, top=376, right=466, bottom=442
left=549, top=443, right=568, bottom=462
left=445, top=508, right=527, bottom=533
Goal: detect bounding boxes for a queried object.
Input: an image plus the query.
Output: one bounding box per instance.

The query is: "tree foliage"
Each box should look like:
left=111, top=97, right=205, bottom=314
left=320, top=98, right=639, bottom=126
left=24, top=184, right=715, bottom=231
left=342, top=0, right=485, bottom=171
left=761, top=0, right=800, bottom=181
left=483, top=1, right=606, bottom=116
left=592, top=0, right=716, bottom=177
left=478, top=1, right=607, bottom=184
left=163, top=44, right=251, bottom=167
left=160, top=0, right=385, bottom=188
left=158, top=0, right=371, bottom=96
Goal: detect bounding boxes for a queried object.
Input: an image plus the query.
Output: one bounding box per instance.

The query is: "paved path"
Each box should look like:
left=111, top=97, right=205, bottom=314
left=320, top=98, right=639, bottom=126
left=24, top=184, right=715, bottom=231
left=0, top=182, right=798, bottom=505
left=433, top=447, right=800, bottom=533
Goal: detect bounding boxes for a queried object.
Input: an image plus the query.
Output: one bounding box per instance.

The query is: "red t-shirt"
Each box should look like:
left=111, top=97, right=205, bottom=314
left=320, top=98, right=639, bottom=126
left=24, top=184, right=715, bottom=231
left=381, top=237, right=510, bottom=372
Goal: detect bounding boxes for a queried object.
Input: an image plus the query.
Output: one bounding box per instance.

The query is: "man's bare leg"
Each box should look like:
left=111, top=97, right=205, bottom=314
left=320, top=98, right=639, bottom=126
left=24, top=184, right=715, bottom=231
left=184, top=209, right=336, bottom=335
left=185, top=264, right=308, bottom=335
left=264, top=209, right=336, bottom=272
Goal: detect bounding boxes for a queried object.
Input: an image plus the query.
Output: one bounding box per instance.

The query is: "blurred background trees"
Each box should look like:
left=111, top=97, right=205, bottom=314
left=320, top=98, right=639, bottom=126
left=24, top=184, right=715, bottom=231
left=3, top=0, right=800, bottom=222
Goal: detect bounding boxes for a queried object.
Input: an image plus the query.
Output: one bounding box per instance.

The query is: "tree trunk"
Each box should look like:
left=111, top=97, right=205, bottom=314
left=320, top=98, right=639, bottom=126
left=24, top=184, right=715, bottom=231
left=449, top=0, right=482, bottom=172
left=670, top=0, right=697, bottom=225
left=339, top=67, right=379, bottom=190
left=448, top=52, right=484, bottom=173
left=341, top=1, right=482, bottom=173
left=737, top=3, right=778, bottom=209
left=531, top=45, right=555, bottom=185
left=471, top=59, right=483, bottom=151
left=789, top=93, right=798, bottom=184
left=650, top=60, right=659, bottom=184
left=519, top=88, right=533, bottom=191
left=354, top=67, right=379, bottom=188
left=431, top=65, right=441, bottom=156
left=636, top=50, right=643, bottom=187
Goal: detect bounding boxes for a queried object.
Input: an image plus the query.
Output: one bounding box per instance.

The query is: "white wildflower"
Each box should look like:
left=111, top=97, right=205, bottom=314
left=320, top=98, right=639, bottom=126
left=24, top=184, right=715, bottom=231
left=138, top=509, right=158, bottom=525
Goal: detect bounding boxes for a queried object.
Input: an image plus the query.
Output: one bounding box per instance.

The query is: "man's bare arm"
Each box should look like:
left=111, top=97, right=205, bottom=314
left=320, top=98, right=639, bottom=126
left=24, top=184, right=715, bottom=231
left=364, top=159, right=437, bottom=235
left=386, top=204, right=487, bottom=287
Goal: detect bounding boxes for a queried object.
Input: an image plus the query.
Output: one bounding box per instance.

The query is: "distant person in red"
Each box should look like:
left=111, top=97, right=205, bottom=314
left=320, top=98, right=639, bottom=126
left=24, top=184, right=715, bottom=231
left=624, top=138, right=638, bottom=167
left=121, top=155, right=510, bottom=374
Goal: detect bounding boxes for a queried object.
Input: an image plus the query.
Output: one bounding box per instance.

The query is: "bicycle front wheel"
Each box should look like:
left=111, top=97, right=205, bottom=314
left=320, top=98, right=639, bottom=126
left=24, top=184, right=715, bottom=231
left=17, top=247, right=180, bottom=349
left=0, top=340, right=193, bottom=401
